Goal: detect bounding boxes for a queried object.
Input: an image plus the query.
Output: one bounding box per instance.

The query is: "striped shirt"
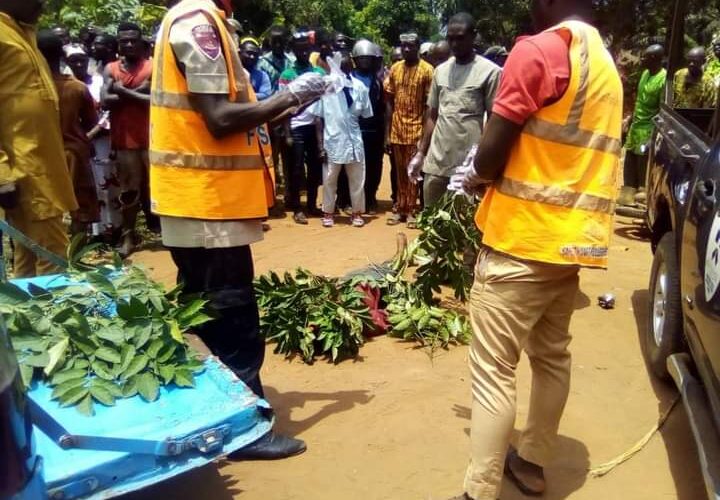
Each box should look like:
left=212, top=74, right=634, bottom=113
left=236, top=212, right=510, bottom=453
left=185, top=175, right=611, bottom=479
left=384, top=59, right=434, bottom=145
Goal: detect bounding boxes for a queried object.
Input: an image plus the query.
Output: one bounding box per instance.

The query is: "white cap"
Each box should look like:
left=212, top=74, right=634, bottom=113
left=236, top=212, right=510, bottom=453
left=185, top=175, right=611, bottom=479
left=64, top=44, right=87, bottom=58
left=420, top=42, right=434, bottom=55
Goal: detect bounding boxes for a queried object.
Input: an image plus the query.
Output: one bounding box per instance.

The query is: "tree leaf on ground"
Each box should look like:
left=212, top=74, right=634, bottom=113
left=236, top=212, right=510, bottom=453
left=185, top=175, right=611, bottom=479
left=118, top=344, right=136, bottom=374
left=122, top=377, right=139, bottom=398
left=52, top=377, right=87, bottom=400
left=146, top=338, right=164, bottom=359
left=23, top=352, right=49, bottom=368
left=70, top=334, right=97, bottom=356
left=44, top=338, right=69, bottom=376
left=173, top=369, right=195, bottom=388
left=51, top=368, right=88, bottom=385
left=77, top=394, right=94, bottom=416
left=91, top=360, right=115, bottom=381
left=85, top=272, right=116, bottom=294
left=90, top=384, right=116, bottom=406
left=10, top=336, right=48, bottom=352
left=177, top=299, right=206, bottom=323
left=95, top=346, right=121, bottom=364
left=168, top=320, right=183, bottom=343
left=92, top=378, right=123, bottom=398
left=64, top=313, right=91, bottom=337
left=148, top=294, right=165, bottom=313
left=122, top=354, right=148, bottom=379
left=156, top=343, right=176, bottom=363
left=183, top=358, right=205, bottom=374
left=19, top=364, right=34, bottom=388
left=180, top=313, right=213, bottom=330
left=158, top=364, right=175, bottom=384
left=133, top=322, right=152, bottom=349
left=59, top=386, right=90, bottom=407
left=137, top=372, right=160, bottom=402
left=0, top=282, right=32, bottom=305
left=95, top=325, right=125, bottom=345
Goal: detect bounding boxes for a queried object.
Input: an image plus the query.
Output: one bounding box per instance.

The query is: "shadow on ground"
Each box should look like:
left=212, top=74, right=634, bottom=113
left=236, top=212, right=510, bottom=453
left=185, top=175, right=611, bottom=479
left=264, top=386, right=374, bottom=436
left=451, top=404, right=589, bottom=499
left=631, top=289, right=706, bottom=500
left=614, top=220, right=652, bottom=243
left=123, top=463, right=237, bottom=500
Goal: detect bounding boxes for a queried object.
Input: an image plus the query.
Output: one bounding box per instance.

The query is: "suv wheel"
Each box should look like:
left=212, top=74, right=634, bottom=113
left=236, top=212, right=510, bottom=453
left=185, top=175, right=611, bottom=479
left=646, top=232, right=685, bottom=380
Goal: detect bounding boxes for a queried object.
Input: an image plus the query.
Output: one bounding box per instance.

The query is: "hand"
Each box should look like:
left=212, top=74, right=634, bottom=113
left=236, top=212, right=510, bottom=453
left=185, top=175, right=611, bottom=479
left=287, top=73, right=328, bottom=106
left=318, top=149, right=327, bottom=163
left=0, top=183, right=19, bottom=210
left=461, top=165, right=487, bottom=196
left=407, top=152, right=425, bottom=184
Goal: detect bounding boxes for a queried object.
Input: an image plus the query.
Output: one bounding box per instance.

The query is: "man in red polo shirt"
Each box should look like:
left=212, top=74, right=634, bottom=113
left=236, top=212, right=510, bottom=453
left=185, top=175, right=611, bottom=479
left=449, top=0, right=622, bottom=498
left=102, top=21, right=156, bottom=257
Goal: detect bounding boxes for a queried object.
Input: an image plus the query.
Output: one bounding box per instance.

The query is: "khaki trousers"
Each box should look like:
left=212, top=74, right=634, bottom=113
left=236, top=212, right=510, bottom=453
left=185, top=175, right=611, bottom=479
left=6, top=213, right=68, bottom=278
left=464, top=247, right=579, bottom=500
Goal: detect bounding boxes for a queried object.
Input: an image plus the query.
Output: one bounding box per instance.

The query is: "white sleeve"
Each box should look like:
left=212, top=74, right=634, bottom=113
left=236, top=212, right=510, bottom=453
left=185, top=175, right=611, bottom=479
left=168, top=13, right=230, bottom=94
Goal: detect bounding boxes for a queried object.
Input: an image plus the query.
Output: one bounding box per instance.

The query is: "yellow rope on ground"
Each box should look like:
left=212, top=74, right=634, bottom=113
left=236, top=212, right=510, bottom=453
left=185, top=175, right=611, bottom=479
left=588, top=395, right=680, bottom=478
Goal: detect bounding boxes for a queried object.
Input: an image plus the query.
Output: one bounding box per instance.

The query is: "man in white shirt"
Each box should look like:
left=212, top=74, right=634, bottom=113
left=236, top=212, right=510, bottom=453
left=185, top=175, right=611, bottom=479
left=312, top=52, right=373, bottom=227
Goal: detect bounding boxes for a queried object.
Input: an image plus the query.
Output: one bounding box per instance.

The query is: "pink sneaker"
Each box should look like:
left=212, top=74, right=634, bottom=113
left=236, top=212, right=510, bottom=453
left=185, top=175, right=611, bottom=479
left=351, top=213, right=365, bottom=227
left=322, top=213, right=334, bottom=227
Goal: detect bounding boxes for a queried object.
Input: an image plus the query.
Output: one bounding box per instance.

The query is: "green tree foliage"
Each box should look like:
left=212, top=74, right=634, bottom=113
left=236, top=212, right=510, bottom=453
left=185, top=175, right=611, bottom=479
left=39, top=0, right=167, bottom=35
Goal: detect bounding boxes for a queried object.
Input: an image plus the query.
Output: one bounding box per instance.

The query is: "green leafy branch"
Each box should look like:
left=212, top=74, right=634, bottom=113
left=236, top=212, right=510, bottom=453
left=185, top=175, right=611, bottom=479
left=255, top=269, right=374, bottom=364
left=1, top=241, right=212, bottom=416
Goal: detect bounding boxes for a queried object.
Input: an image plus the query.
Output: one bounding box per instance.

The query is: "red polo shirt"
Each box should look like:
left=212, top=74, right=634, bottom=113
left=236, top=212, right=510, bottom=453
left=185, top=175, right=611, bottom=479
left=492, top=29, right=573, bottom=125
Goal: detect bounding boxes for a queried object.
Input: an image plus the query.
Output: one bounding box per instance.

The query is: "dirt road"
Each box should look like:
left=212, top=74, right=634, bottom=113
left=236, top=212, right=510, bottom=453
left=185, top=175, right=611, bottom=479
left=127, top=194, right=706, bottom=499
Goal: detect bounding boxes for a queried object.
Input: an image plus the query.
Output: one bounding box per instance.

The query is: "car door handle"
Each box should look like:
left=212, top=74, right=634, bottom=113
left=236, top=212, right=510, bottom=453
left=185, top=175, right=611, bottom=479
left=680, top=144, right=700, bottom=161
left=696, top=179, right=717, bottom=214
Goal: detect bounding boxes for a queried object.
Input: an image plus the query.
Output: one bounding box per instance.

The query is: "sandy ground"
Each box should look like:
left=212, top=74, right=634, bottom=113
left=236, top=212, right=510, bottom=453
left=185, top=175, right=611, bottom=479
left=124, top=175, right=707, bottom=500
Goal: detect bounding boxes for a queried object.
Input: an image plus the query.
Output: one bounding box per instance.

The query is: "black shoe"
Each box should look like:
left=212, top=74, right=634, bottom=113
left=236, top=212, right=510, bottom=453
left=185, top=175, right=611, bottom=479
left=307, top=207, right=323, bottom=217
left=228, top=432, right=307, bottom=461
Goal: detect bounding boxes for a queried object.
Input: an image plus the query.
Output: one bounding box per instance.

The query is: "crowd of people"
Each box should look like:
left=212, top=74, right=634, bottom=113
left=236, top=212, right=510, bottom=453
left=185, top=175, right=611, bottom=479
left=619, top=39, right=720, bottom=205
left=1, top=7, right=512, bottom=276
left=3, top=0, right=720, bottom=498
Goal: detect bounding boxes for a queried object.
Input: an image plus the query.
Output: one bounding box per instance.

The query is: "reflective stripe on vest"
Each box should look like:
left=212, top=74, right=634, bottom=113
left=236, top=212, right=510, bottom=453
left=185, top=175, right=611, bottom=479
left=149, top=0, right=274, bottom=220
left=151, top=90, right=193, bottom=110
left=475, top=20, right=622, bottom=268
left=150, top=150, right=266, bottom=170
left=519, top=29, right=621, bottom=155
left=496, top=178, right=614, bottom=215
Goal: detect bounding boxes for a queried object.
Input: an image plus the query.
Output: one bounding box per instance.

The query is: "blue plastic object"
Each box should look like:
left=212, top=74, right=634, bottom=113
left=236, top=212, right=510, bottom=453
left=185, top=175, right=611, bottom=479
left=32, top=358, right=272, bottom=500
left=10, top=275, right=273, bottom=499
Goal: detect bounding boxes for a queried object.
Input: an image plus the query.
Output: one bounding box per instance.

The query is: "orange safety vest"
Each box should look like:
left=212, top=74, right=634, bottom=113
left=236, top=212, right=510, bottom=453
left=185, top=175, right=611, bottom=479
left=149, top=0, right=274, bottom=220
left=475, top=20, right=623, bottom=268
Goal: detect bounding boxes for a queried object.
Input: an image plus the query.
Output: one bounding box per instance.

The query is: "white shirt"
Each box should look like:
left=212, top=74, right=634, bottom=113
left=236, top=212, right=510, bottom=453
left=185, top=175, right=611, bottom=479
left=311, top=75, right=373, bottom=164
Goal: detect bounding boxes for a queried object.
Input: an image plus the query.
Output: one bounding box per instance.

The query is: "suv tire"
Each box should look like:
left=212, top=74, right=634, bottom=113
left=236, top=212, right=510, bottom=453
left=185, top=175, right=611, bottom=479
left=646, top=232, right=685, bottom=381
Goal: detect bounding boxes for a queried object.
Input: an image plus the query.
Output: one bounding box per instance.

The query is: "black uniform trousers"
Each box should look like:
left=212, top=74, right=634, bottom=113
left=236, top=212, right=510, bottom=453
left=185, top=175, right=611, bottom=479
left=169, top=245, right=265, bottom=398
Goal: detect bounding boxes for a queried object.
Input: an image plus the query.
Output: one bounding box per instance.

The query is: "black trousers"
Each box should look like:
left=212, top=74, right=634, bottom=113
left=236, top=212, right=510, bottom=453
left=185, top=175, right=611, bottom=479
left=362, top=130, right=385, bottom=211
left=169, top=245, right=265, bottom=397
left=270, top=125, right=292, bottom=202
left=388, top=146, right=398, bottom=205
left=623, top=151, right=648, bottom=189
left=288, top=124, right=323, bottom=212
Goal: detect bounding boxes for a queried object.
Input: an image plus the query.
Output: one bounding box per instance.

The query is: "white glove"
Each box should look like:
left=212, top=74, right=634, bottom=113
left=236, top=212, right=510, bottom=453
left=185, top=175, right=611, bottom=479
left=287, top=73, right=328, bottom=105
left=447, top=145, right=480, bottom=197
left=407, top=152, right=425, bottom=184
